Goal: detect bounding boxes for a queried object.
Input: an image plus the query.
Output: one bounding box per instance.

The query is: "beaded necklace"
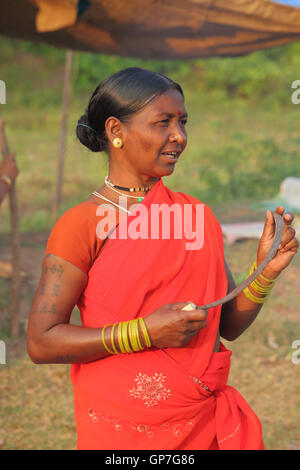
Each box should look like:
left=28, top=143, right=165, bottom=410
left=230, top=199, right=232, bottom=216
left=91, top=176, right=159, bottom=213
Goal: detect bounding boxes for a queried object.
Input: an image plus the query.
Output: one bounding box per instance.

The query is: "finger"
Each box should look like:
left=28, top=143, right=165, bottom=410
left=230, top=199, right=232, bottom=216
left=263, top=210, right=276, bottom=239
left=274, top=206, right=285, bottom=216
left=186, top=309, right=208, bottom=322
left=278, top=237, right=299, bottom=253
left=264, top=207, right=293, bottom=240
left=278, top=226, right=296, bottom=249
left=188, top=319, right=207, bottom=332
left=283, top=211, right=294, bottom=225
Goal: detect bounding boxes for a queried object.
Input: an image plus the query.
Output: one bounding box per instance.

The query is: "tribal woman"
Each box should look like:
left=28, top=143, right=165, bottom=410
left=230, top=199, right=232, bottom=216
left=27, top=67, right=298, bottom=450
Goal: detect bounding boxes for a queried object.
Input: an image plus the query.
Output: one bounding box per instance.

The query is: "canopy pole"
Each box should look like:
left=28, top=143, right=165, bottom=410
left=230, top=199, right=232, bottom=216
left=52, top=49, right=73, bottom=224
left=0, top=112, right=22, bottom=338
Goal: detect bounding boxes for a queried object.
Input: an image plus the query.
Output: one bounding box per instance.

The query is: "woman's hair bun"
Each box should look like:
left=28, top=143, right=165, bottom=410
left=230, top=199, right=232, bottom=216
left=76, top=67, right=184, bottom=154
left=76, top=113, right=107, bottom=152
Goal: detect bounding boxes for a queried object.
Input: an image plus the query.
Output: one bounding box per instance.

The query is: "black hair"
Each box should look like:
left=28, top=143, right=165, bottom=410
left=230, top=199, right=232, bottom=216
left=76, top=67, right=184, bottom=153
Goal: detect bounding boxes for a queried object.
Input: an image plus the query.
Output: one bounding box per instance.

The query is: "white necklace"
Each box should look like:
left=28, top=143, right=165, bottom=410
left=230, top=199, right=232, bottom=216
left=104, top=176, right=145, bottom=200
left=91, top=191, right=132, bottom=214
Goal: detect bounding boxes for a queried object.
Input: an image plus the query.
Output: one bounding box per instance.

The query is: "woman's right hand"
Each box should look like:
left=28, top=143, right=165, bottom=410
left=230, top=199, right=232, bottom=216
left=144, top=302, right=208, bottom=349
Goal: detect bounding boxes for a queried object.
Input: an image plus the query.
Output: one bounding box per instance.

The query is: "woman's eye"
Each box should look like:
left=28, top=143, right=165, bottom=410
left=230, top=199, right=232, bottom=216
left=156, top=118, right=187, bottom=125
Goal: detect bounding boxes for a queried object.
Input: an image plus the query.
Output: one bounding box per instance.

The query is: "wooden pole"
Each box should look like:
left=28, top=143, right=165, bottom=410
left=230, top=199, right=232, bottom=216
left=0, top=113, right=21, bottom=338
left=52, top=49, right=73, bottom=223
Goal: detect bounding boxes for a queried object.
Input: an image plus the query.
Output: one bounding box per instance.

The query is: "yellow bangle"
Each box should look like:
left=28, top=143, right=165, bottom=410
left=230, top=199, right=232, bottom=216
left=136, top=320, right=143, bottom=350
left=110, top=323, right=119, bottom=354
left=117, top=322, right=127, bottom=353
left=128, top=319, right=140, bottom=351
left=250, top=279, right=274, bottom=295
left=258, top=271, right=277, bottom=284
left=101, top=325, right=115, bottom=355
left=132, top=319, right=144, bottom=351
left=122, top=321, right=133, bottom=353
left=243, top=286, right=269, bottom=304
left=139, top=318, right=151, bottom=348
left=249, top=260, right=256, bottom=275
left=252, top=276, right=273, bottom=289
left=245, top=260, right=277, bottom=299
left=251, top=260, right=277, bottom=284
left=107, top=319, right=151, bottom=355
left=245, top=262, right=267, bottom=302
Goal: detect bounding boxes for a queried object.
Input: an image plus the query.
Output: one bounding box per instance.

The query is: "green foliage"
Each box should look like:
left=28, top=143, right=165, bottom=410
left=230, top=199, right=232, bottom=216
left=233, top=271, right=249, bottom=284
left=19, top=210, right=52, bottom=233
left=195, top=135, right=300, bottom=203
left=195, top=41, right=300, bottom=103
left=2, top=35, right=300, bottom=104
left=71, top=51, right=191, bottom=93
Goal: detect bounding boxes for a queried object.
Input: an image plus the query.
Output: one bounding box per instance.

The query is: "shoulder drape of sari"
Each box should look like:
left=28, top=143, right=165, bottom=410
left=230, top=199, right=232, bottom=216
left=71, top=178, right=264, bottom=450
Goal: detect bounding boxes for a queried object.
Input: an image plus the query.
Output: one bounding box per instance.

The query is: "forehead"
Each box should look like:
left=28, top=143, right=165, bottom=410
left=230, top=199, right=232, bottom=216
left=139, top=88, right=186, bottom=118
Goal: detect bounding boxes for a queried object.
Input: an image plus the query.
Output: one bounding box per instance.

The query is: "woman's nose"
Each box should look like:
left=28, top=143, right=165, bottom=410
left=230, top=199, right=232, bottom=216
left=169, top=132, right=186, bottom=144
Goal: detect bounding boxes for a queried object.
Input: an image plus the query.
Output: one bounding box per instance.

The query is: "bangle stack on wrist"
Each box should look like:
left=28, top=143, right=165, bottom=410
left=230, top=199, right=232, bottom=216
left=243, top=260, right=279, bottom=304
left=102, top=317, right=151, bottom=355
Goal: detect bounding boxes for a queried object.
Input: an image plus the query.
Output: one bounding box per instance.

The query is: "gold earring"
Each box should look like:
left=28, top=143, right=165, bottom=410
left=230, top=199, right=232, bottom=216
left=113, top=137, right=123, bottom=148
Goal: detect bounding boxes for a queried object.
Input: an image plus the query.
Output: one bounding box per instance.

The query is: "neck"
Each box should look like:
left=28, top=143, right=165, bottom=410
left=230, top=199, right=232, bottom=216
left=107, top=173, right=160, bottom=190
left=93, top=176, right=160, bottom=209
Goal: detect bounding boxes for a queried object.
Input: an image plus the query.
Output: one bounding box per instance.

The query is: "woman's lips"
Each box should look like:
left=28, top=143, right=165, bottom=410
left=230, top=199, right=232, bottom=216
left=161, top=153, right=180, bottom=163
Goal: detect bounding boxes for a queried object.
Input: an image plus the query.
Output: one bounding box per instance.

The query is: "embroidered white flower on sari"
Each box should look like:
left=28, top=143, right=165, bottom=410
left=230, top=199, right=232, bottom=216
left=129, top=372, right=172, bottom=407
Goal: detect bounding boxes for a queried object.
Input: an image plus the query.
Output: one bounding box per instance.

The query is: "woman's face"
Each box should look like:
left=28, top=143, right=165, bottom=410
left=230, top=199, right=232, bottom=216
left=110, top=88, right=188, bottom=180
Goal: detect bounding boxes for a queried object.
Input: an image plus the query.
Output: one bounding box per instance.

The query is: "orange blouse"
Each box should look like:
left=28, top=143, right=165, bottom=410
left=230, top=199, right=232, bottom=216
left=45, top=201, right=111, bottom=274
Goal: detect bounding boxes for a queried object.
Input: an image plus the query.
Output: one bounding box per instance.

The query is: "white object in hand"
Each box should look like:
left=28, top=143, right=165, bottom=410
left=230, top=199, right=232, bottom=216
left=181, top=302, right=197, bottom=311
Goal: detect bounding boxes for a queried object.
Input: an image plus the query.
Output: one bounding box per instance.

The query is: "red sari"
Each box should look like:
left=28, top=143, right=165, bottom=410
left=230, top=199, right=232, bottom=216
left=71, top=177, right=264, bottom=450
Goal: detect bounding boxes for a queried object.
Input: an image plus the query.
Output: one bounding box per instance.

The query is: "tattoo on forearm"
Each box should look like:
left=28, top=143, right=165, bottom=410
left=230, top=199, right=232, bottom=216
left=50, top=303, right=56, bottom=314
left=32, top=301, right=57, bottom=314
left=52, top=284, right=60, bottom=296
left=40, top=283, right=46, bottom=295
left=40, top=302, right=48, bottom=314
left=44, top=263, right=64, bottom=278
left=38, top=283, right=60, bottom=298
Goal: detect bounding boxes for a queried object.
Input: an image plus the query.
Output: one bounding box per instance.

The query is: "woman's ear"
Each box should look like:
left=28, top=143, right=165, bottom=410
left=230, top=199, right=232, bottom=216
left=105, top=116, right=123, bottom=144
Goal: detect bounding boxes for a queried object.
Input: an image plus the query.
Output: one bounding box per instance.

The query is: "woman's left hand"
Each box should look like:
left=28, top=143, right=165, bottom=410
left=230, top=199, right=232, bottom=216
left=257, top=206, right=299, bottom=278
